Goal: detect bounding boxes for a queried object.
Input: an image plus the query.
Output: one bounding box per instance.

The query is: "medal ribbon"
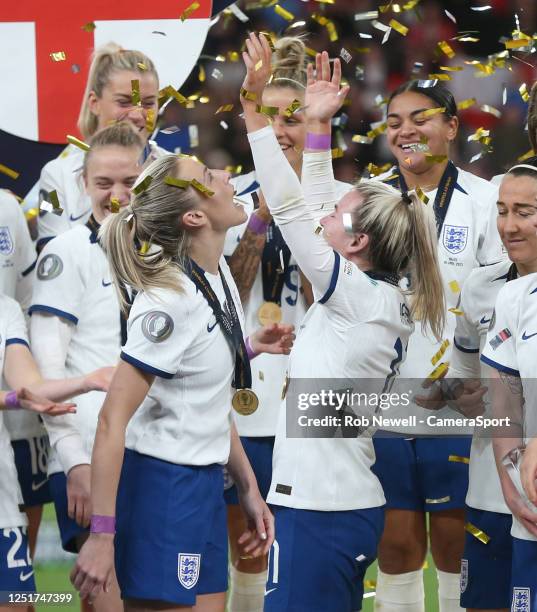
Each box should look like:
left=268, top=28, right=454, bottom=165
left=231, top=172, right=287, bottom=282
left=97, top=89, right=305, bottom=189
left=186, top=258, right=252, bottom=389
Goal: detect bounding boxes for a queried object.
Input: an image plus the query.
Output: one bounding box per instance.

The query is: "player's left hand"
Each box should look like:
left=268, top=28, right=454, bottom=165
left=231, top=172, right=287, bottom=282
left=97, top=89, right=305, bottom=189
left=305, top=52, right=350, bottom=124
left=71, top=533, right=114, bottom=603
left=240, top=32, right=273, bottom=104
left=250, top=324, right=295, bottom=356
left=83, top=367, right=116, bottom=393
left=16, top=387, right=77, bottom=416
left=237, top=489, right=274, bottom=558
left=521, top=438, right=537, bottom=504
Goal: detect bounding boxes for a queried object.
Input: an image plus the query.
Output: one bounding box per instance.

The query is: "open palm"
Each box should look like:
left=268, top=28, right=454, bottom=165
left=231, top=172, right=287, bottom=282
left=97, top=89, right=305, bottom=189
left=305, top=51, right=350, bottom=123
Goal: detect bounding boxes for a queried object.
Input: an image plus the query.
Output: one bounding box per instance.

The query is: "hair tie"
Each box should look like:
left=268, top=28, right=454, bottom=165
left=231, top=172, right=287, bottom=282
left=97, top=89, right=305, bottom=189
left=401, top=191, right=413, bottom=206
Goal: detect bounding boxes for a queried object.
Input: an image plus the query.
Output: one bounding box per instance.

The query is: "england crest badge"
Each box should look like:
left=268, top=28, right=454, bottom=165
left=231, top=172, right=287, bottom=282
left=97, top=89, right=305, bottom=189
left=512, top=587, right=530, bottom=612
left=443, top=225, right=468, bottom=255
left=178, top=553, right=201, bottom=589
left=460, top=559, right=468, bottom=593
left=0, top=227, right=13, bottom=255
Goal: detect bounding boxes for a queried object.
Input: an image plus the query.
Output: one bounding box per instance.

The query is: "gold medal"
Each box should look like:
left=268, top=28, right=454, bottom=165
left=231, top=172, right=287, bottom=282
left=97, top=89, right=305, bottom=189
left=232, top=389, right=259, bottom=415
left=258, top=301, right=282, bottom=326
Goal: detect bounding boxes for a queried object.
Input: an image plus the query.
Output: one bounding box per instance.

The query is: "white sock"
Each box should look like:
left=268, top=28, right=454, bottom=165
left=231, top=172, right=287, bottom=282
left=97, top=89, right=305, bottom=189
left=374, top=568, right=425, bottom=611
left=228, top=566, right=268, bottom=612
left=437, top=569, right=464, bottom=612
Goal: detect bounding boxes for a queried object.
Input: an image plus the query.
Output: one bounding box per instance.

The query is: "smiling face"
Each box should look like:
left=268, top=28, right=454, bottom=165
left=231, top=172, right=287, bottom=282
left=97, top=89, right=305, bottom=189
left=262, top=86, right=306, bottom=173
left=386, top=91, right=458, bottom=175
left=88, top=70, right=159, bottom=140
left=497, top=173, right=537, bottom=274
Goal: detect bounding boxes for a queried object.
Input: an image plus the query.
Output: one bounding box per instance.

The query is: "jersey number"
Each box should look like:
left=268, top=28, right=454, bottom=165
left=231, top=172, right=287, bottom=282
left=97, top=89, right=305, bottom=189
left=3, top=528, right=30, bottom=568
left=284, top=265, right=299, bottom=307
left=28, top=435, right=50, bottom=476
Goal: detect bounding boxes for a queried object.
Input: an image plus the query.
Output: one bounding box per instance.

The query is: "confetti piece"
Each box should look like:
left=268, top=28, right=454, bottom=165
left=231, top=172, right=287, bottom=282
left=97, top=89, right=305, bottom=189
left=340, top=48, right=352, bottom=63
left=419, top=107, right=446, bottom=118
left=110, top=197, right=120, bottom=213
left=137, top=62, right=147, bottom=71
left=146, top=109, right=156, bottom=133
left=480, top=104, right=501, bottom=118
left=131, top=79, right=141, bottom=106
left=470, top=5, right=491, bottom=10
left=355, top=66, right=365, bottom=80
left=260, top=31, right=276, bottom=51
left=427, top=362, right=449, bottom=381
left=449, top=455, right=470, bottom=464
left=426, top=495, right=451, bottom=504
left=331, top=148, right=344, bottom=159
left=211, top=68, right=223, bottom=81
left=465, top=522, right=490, bottom=544
left=132, top=175, right=154, bottom=195
left=359, top=32, right=373, bottom=39
left=259, top=371, right=264, bottom=381
left=67, top=135, right=90, bottom=152
left=199, top=96, right=210, bottom=104
left=274, top=4, right=294, bottom=21
left=25, top=208, right=39, bottom=221
left=445, top=9, right=456, bottom=23
left=216, top=104, right=234, bottom=114
left=518, top=149, right=536, bottom=162
left=228, top=51, right=240, bottom=62
left=411, top=61, right=424, bottom=74
left=191, top=178, right=215, bottom=196
left=389, top=19, right=408, bottom=36
left=469, top=152, right=484, bottom=164
left=139, top=241, right=150, bottom=255
left=354, top=10, right=378, bottom=21
left=189, top=125, right=199, bottom=147
left=431, top=339, right=450, bottom=365
left=519, top=83, right=530, bottom=103
left=415, top=186, right=429, bottom=204
left=312, top=13, right=338, bottom=41
left=449, top=280, right=461, bottom=293
left=457, top=98, right=477, bottom=110
left=82, top=21, right=96, bottom=32
left=428, top=73, right=452, bottom=81
left=161, top=125, right=181, bottom=134
left=449, top=307, right=465, bottom=315
left=364, top=580, right=377, bottom=589
left=438, top=40, right=455, bottom=58
left=162, top=85, right=189, bottom=106
left=0, top=164, right=19, bottom=180
left=283, top=99, right=302, bottom=117
left=456, top=36, right=479, bottom=42
left=352, top=135, right=374, bottom=144
left=503, top=87, right=507, bottom=105
left=220, top=121, right=229, bottom=129
left=440, top=65, right=463, bottom=72
left=180, top=1, right=200, bottom=21
left=164, top=176, right=191, bottom=188
left=198, top=64, right=206, bottom=83
left=256, top=104, right=279, bottom=116
left=40, top=189, right=63, bottom=216
left=50, top=51, right=66, bottom=62
left=366, top=121, right=387, bottom=139
left=227, top=2, right=250, bottom=22
left=240, top=87, right=257, bottom=101
left=425, top=154, right=448, bottom=163
left=505, top=38, right=530, bottom=49
left=418, top=79, right=438, bottom=88
left=226, top=165, right=243, bottom=174
left=367, top=162, right=392, bottom=176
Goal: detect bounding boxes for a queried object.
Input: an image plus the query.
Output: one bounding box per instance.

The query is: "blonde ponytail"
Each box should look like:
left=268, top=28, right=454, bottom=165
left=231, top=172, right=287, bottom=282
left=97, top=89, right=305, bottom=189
left=99, top=155, right=200, bottom=313
left=268, top=35, right=307, bottom=91
left=350, top=181, right=445, bottom=340
left=78, top=43, right=158, bottom=139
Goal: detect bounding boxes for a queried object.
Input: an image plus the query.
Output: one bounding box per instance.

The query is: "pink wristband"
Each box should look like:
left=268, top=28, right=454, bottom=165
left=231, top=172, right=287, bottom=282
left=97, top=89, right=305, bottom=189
left=305, top=132, right=331, bottom=150
left=248, top=213, right=269, bottom=235
left=90, top=515, right=116, bottom=534
left=245, top=336, right=258, bottom=361
left=5, top=391, right=21, bottom=410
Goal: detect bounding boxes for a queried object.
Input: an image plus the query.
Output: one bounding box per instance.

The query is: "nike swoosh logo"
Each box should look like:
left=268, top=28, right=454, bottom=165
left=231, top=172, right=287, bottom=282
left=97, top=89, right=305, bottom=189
left=207, top=320, right=217, bottom=333
left=522, top=331, right=537, bottom=340
left=479, top=316, right=491, bottom=325
left=69, top=210, right=90, bottom=222
left=31, top=479, right=48, bottom=492
left=264, top=588, right=277, bottom=596
left=19, top=569, right=34, bottom=582
left=102, top=280, right=112, bottom=287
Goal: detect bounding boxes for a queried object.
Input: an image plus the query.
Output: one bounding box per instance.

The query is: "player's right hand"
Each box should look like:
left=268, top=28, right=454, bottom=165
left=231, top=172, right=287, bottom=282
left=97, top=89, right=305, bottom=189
left=521, top=438, right=537, bottom=504
left=67, top=464, right=92, bottom=527
left=71, top=533, right=114, bottom=603
left=502, top=470, right=537, bottom=538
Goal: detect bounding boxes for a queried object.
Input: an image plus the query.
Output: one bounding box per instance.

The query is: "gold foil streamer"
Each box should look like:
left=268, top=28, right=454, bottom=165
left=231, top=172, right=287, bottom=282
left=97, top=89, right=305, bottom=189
left=449, top=455, right=470, bottom=464
left=331, top=148, right=344, bottom=159
left=145, top=109, right=156, bottom=132
left=284, top=99, right=302, bottom=117
left=25, top=208, right=39, bottom=221
left=0, top=164, right=19, bottom=180
left=139, top=241, right=150, bottom=255
left=505, top=38, right=531, bottom=49
left=198, top=64, right=206, bottom=82
left=50, top=51, right=66, bottom=62
left=465, top=522, right=490, bottom=544
left=449, top=280, right=461, bottom=293
left=161, top=86, right=188, bottom=107
left=240, top=87, right=257, bottom=101
left=260, top=31, right=276, bottom=51
left=518, top=148, right=536, bottom=162
left=389, top=19, right=408, bottom=36
left=131, top=79, right=141, bottom=106
left=438, top=40, right=455, bottom=58
left=312, top=13, right=338, bottom=41
left=457, top=98, right=477, bottom=110
left=180, top=1, right=200, bottom=21
left=415, top=186, right=430, bottom=204
left=66, top=135, right=90, bottom=152
left=440, top=65, right=463, bottom=72
left=256, top=104, right=279, bottom=116
left=419, top=107, right=446, bottom=118
left=367, top=162, right=392, bottom=176
left=519, top=83, right=530, bottom=102
left=254, top=59, right=263, bottom=71
left=164, top=176, right=191, bottom=188
left=425, top=154, right=448, bottom=163
left=190, top=179, right=215, bottom=196
left=431, top=339, right=450, bottom=365
left=226, top=165, right=243, bottom=174
left=428, top=73, right=452, bottom=81
left=354, top=10, right=379, bottom=21
left=364, top=580, right=377, bottom=590
left=216, top=104, right=234, bottom=114
left=449, top=307, right=464, bottom=315
left=132, top=175, right=154, bottom=195
left=366, top=122, right=387, bottom=139
left=352, top=135, right=374, bottom=144
left=110, top=197, right=120, bottom=213
left=274, top=4, right=295, bottom=21
left=137, top=62, right=147, bottom=71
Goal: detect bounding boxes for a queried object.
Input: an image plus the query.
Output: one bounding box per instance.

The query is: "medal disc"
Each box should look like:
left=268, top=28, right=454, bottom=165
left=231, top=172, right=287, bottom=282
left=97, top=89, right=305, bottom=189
left=258, top=301, right=282, bottom=326
left=232, top=389, right=259, bottom=415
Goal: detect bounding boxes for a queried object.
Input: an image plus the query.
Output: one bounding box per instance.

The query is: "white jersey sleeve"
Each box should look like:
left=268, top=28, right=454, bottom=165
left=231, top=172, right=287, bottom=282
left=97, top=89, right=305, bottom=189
left=451, top=285, right=481, bottom=379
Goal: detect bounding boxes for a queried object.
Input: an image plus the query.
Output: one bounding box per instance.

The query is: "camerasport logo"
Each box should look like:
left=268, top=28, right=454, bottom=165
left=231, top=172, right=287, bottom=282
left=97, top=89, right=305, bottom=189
left=0, top=0, right=212, bottom=143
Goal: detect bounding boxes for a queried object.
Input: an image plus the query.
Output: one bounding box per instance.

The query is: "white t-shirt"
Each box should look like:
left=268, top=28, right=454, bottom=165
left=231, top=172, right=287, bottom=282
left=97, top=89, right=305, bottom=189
left=224, top=171, right=351, bottom=437
left=0, top=295, right=29, bottom=528
left=122, top=258, right=243, bottom=466
left=451, top=259, right=513, bottom=514
left=248, top=127, right=413, bottom=510
left=481, top=273, right=537, bottom=541
left=376, top=165, right=505, bottom=432
left=30, top=224, right=121, bottom=475
left=37, top=141, right=166, bottom=244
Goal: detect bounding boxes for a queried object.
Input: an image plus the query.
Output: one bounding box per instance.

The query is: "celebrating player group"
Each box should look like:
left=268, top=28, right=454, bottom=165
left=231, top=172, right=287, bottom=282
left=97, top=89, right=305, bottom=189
left=2, top=22, right=537, bottom=612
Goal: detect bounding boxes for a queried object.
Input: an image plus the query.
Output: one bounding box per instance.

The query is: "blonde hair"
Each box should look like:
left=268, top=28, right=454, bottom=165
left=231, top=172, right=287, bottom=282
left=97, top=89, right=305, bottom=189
left=99, top=155, right=200, bottom=312
left=82, top=122, right=144, bottom=176
left=528, top=81, right=537, bottom=153
left=349, top=181, right=445, bottom=340
left=268, top=36, right=307, bottom=92
left=78, top=43, right=158, bottom=139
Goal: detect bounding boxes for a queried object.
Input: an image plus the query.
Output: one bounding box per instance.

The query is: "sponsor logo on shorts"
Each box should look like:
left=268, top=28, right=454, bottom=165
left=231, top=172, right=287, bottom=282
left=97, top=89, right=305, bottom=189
left=31, top=479, right=48, bottom=492
left=141, top=311, right=174, bottom=343
left=0, top=226, right=14, bottom=255
left=512, top=587, right=530, bottom=612
left=37, top=254, right=63, bottom=280
left=264, top=587, right=277, bottom=596
left=19, top=569, right=34, bottom=582
left=460, top=558, right=468, bottom=593
left=178, top=553, right=200, bottom=589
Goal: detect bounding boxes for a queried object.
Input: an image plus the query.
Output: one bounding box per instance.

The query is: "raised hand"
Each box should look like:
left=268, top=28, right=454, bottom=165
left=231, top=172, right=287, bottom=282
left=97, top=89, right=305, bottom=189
left=240, top=32, right=273, bottom=103
left=250, top=323, right=295, bottom=356
left=305, top=51, right=350, bottom=124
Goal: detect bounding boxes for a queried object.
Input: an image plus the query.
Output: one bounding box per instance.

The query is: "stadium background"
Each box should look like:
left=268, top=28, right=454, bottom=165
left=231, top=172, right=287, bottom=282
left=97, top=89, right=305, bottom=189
left=7, top=0, right=536, bottom=608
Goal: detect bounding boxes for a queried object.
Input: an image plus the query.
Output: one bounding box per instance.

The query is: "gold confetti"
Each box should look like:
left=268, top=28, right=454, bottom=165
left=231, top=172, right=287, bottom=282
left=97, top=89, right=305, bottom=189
left=519, top=83, right=530, bottom=102
left=198, top=64, right=206, bottom=83
left=364, top=580, right=377, bottom=590
left=199, top=96, right=210, bottom=104
left=440, top=65, right=463, bottom=72
left=312, top=13, right=338, bottom=41
left=240, top=87, right=257, bottom=101
left=228, top=51, right=240, bottom=62
left=216, top=104, right=234, bottom=114
left=132, top=175, right=154, bottom=195
left=468, top=127, right=490, bottom=142
left=354, top=10, right=379, bottom=21
left=427, top=362, right=449, bottom=381
left=331, top=148, right=344, bottom=159
left=41, top=189, right=63, bottom=216
left=164, top=176, right=191, bottom=188
left=191, top=179, right=215, bottom=196
left=256, top=104, right=279, bottom=116
left=425, top=154, right=448, bottom=163
left=465, top=522, right=490, bottom=544
left=131, top=79, right=141, bottom=106
left=283, top=99, right=302, bottom=117
left=380, top=173, right=399, bottom=183
left=449, top=455, right=470, bottom=464
left=110, top=197, right=120, bottom=213
left=50, top=51, right=66, bottom=62
left=274, top=4, right=294, bottom=21
left=366, top=122, right=387, bottom=139
left=428, top=73, right=452, bottom=81
left=352, top=135, right=374, bottom=144
left=389, top=19, right=408, bottom=36
left=137, top=62, right=147, bottom=71
left=25, top=208, right=39, bottom=221
left=180, top=1, right=200, bottom=21
left=0, top=164, right=19, bottom=180
left=418, top=107, right=446, bottom=118
left=162, top=85, right=189, bottom=107
left=225, top=165, right=243, bottom=174
left=449, top=280, right=461, bottom=293
left=438, top=40, right=455, bottom=58
left=505, top=38, right=531, bottom=49
left=139, top=241, right=150, bottom=255
left=423, top=559, right=429, bottom=569
left=415, top=186, right=430, bottom=204
left=457, top=98, right=477, bottom=110
left=66, top=135, right=90, bottom=152
left=431, top=339, right=450, bottom=365
left=449, top=307, right=465, bottom=316
left=260, top=31, right=276, bottom=51
left=367, top=162, right=392, bottom=176
left=254, top=59, right=263, bottom=71
left=82, top=22, right=96, bottom=32
left=145, top=109, right=156, bottom=132
left=518, top=148, right=536, bottom=162
left=480, top=104, right=501, bottom=118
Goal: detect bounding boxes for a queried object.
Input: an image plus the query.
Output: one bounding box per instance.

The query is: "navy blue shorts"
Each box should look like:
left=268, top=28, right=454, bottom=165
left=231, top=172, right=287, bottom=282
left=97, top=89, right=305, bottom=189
left=511, top=537, right=537, bottom=611
left=264, top=505, right=384, bottom=612
left=0, top=527, right=36, bottom=593
left=460, top=506, right=512, bottom=609
left=48, top=472, right=86, bottom=553
left=224, top=436, right=274, bottom=504
left=115, top=449, right=228, bottom=606
left=11, top=435, right=52, bottom=507
left=372, top=436, right=471, bottom=511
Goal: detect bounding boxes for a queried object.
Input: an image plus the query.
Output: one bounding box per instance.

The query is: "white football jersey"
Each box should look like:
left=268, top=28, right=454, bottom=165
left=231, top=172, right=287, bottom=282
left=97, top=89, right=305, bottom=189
left=481, top=273, right=537, bottom=541
left=248, top=127, right=413, bottom=510
left=122, top=257, right=243, bottom=466
left=30, top=224, right=121, bottom=475
left=224, top=172, right=352, bottom=437
left=0, top=295, right=29, bottom=528
left=451, top=259, right=513, bottom=514
left=37, top=141, right=166, bottom=245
